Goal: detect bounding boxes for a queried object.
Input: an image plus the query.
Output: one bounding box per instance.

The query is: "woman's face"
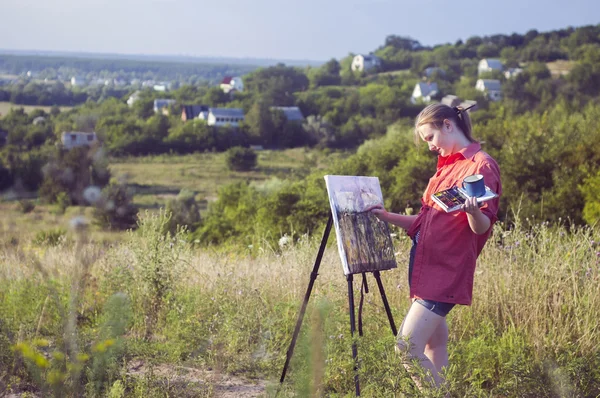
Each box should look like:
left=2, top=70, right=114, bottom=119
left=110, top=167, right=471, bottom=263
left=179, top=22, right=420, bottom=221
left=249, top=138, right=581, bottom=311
left=418, top=121, right=452, bottom=157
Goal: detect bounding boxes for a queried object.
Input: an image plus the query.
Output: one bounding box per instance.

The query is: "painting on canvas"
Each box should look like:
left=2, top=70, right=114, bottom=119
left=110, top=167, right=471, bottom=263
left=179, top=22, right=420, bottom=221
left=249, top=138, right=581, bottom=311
left=324, top=175, right=397, bottom=276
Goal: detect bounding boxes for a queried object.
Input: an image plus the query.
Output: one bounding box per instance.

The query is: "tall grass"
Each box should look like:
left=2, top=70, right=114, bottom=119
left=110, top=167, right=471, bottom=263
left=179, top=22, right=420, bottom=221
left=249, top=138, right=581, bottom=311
left=0, top=211, right=599, bottom=396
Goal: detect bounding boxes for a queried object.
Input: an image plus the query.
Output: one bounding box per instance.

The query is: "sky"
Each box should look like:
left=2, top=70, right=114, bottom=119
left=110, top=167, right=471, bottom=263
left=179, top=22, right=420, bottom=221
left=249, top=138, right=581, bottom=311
left=1, top=0, right=599, bottom=62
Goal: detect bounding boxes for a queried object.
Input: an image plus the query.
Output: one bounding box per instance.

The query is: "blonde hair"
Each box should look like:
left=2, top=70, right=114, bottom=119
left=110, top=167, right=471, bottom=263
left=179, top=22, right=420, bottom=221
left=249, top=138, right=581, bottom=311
left=414, top=103, right=476, bottom=144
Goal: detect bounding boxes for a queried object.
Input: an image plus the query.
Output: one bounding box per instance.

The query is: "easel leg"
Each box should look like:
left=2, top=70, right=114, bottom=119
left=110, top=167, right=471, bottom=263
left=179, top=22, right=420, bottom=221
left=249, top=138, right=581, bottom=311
left=373, top=271, right=397, bottom=336
left=280, top=215, right=333, bottom=384
left=347, top=274, right=361, bottom=396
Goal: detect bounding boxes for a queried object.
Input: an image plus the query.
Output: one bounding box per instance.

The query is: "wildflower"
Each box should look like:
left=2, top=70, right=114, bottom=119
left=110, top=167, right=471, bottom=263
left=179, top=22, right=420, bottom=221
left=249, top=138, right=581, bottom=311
left=82, top=186, right=102, bottom=205
left=396, top=284, right=401, bottom=289
left=515, top=241, right=521, bottom=247
left=69, top=216, right=88, bottom=231
left=278, top=234, right=291, bottom=249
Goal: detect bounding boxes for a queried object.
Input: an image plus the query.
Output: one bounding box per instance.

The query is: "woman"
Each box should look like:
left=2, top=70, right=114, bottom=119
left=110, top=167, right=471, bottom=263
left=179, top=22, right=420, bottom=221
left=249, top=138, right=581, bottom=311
left=369, top=103, right=502, bottom=388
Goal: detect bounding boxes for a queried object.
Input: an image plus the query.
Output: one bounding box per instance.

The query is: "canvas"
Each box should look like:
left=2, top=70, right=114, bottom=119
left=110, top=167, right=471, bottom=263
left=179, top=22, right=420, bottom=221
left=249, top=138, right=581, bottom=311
left=324, top=175, right=397, bottom=275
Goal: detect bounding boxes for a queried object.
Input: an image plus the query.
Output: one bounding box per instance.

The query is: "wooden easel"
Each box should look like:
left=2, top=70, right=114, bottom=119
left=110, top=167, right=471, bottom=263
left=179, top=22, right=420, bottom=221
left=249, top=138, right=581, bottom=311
left=279, top=214, right=398, bottom=396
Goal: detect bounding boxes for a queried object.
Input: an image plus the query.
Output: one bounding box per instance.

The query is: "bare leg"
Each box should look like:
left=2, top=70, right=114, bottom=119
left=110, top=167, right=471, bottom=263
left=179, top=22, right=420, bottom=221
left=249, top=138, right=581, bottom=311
left=425, top=318, right=449, bottom=375
left=396, top=301, right=445, bottom=387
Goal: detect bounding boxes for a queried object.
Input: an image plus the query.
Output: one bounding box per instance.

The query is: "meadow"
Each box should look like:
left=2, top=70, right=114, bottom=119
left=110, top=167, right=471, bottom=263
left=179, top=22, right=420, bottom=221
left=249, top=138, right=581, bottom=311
left=0, top=148, right=337, bottom=244
left=0, top=210, right=599, bottom=397
left=1, top=150, right=600, bottom=397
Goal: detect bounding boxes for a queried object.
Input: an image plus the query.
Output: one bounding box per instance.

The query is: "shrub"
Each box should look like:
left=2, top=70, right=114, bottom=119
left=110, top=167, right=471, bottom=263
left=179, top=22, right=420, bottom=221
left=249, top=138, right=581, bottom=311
left=32, top=228, right=66, bottom=246
left=92, top=183, right=138, bottom=230
left=225, top=146, right=257, bottom=171
left=163, top=189, right=202, bottom=237
left=18, top=199, right=35, bottom=213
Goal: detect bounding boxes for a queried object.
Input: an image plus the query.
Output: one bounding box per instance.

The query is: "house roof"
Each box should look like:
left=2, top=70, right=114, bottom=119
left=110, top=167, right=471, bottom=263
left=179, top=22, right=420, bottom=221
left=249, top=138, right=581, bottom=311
left=441, top=95, right=461, bottom=107
left=221, top=76, right=233, bottom=84
left=356, top=54, right=380, bottom=62
left=182, top=105, right=209, bottom=119
left=271, top=106, right=305, bottom=121
left=154, top=99, right=176, bottom=109
left=416, top=82, right=439, bottom=97
left=479, top=79, right=502, bottom=91
left=481, top=59, right=503, bottom=70
left=209, top=108, right=245, bottom=118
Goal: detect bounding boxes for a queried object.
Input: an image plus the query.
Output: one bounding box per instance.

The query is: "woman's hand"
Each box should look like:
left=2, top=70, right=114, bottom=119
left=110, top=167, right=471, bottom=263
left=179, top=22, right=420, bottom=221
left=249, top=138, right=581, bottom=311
left=365, top=203, right=387, bottom=220
left=461, top=196, right=481, bottom=214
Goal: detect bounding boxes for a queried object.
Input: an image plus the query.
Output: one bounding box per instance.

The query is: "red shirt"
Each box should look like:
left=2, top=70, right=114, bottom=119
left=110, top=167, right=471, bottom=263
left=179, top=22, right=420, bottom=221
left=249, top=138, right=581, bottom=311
left=406, top=142, right=502, bottom=305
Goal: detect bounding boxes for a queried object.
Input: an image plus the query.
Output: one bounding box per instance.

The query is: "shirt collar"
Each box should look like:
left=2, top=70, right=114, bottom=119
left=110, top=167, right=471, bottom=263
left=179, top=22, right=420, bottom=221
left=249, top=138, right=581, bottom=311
left=437, top=142, right=481, bottom=169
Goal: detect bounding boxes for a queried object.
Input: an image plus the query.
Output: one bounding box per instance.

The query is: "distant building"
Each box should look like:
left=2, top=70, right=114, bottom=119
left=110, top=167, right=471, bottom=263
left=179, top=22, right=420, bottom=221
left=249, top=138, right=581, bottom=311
left=127, top=91, right=141, bottom=107
left=201, top=108, right=245, bottom=127
left=153, top=82, right=171, bottom=92
left=411, top=82, right=439, bottom=104
left=475, top=79, right=502, bottom=101
left=423, top=67, right=445, bottom=78
left=270, top=106, right=305, bottom=122
left=61, top=132, right=99, bottom=149
left=220, top=76, right=244, bottom=94
left=181, top=105, right=210, bottom=121
left=459, top=100, right=478, bottom=112
left=70, top=76, right=86, bottom=86
left=153, top=99, right=177, bottom=115
left=351, top=54, right=381, bottom=72
left=478, top=59, right=503, bottom=75
left=32, top=116, right=46, bottom=125
left=441, top=95, right=461, bottom=108
left=504, top=67, right=524, bottom=79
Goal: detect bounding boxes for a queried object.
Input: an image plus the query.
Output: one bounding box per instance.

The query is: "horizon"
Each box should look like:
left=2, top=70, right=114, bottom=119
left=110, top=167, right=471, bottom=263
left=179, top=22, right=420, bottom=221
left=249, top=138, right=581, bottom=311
left=2, top=0, right=598, bottom=61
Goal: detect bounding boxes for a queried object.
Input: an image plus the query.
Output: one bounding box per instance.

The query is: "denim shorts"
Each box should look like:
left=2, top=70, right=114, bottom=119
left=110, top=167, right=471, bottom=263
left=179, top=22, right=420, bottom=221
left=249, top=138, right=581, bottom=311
left=415, top=298, right=455, bottom=317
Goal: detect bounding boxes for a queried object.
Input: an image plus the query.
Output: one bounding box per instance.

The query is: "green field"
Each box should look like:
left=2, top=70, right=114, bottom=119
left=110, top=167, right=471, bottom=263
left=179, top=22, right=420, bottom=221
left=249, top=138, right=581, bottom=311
left=0, top=148, right=335, bottom=244
left=0, top=101, right=73, bottom=118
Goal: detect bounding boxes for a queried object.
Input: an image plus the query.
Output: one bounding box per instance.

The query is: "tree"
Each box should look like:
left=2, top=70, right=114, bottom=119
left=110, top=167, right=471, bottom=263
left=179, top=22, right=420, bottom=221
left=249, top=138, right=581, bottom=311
left=225, top=147, right=257, bottom=171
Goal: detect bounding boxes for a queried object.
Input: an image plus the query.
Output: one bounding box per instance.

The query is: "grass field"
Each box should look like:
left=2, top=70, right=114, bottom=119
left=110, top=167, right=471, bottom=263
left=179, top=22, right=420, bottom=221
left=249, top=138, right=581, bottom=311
left=109, top=148, right=334, bottom=208
left=1, top=211, right=598, bottom=397
left=0, top=101, right=73, bottom=118
left=1, top=148, right=337, bottom=244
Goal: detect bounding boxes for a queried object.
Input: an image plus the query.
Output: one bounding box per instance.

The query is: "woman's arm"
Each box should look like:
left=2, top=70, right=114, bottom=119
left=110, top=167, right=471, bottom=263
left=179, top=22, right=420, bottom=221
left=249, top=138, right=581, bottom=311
left=462, top=196, right=491, bottom=235
left=367, top=205, right=417, bottom=231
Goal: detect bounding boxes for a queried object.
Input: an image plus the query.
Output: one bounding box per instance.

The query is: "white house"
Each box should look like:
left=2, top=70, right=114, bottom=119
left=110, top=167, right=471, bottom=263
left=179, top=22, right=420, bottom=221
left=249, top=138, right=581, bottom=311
left=504, top=67, right=524, bottom=79
left=478, top=59, right=504, bottom=75
left=153, top=82, right=171, bottom=92
left=270, top=106, right=305, bottom=122
left=220, top=76, right=244, bottom=94
left=411, top=82, right=439, bottom=104
left=351, top=54, right=381, bottom=72
left=202, top=108, right=245, bottom=127
left=61, top=132, right=99, bottom=149
left=153, top=99, right=177, bottom=114
left=475, top=79, right=502, bottom=101
left=127, top=91, right=141, bottom=107
left=70, top=76, right=86, bottom=86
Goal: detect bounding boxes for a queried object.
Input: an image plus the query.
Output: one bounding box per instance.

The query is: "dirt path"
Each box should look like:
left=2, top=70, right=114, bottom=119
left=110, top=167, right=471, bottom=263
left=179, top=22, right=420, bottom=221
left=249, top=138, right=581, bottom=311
left=127, top=360, right=267, bottom=397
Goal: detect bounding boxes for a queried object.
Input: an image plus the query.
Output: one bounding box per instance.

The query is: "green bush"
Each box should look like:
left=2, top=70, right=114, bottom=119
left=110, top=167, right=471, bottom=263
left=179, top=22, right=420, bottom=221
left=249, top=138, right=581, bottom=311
left=32, top=228, right=66, bottom=246
left=92, top=183, right=138, bottom=230
left=18, top=199, right=35, bottom=213
left=225, top=146, right=257, bottom=171
left=163, top=189, right=202, bottom=237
